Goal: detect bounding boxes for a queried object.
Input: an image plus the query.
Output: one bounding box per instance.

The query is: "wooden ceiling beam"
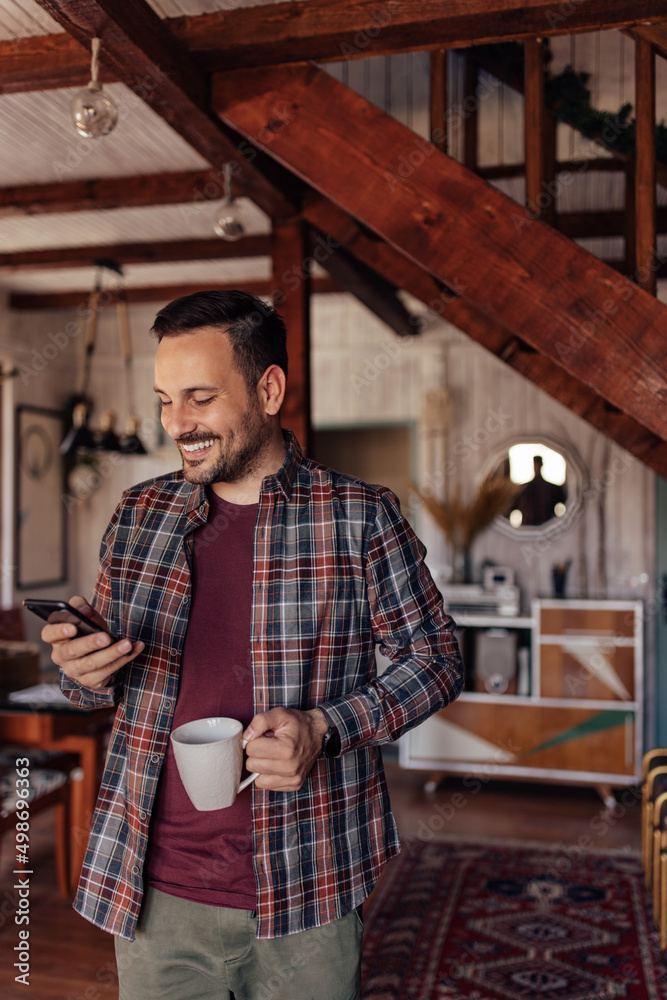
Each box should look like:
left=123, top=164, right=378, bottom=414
left=3, top=4, right=667, bottom=95
left=8, top=275, right=342, bottom=310
left=32, top=0, right=298, bottom=219
left=6, top=167, right=664, bottom=240
left=0, top=169, right=229, bottom=217
left=174, top=1, right=667, bottom=69
left=213, top=61, right=667, bottom=443
left=625, top=23, right=667, bottom=61
left=0, top=32, right=92, bottom=94
left=302, top=194, right=667, bottom=476
left=0, top=235, right=271, bottom=271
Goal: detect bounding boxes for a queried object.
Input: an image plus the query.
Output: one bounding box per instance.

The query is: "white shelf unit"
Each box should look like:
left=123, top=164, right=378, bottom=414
left=400, top=599, right=643, bottom=794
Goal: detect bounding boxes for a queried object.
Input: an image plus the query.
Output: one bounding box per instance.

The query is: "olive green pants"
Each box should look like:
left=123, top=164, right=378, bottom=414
left=114, top=886, right=362, bottom=1000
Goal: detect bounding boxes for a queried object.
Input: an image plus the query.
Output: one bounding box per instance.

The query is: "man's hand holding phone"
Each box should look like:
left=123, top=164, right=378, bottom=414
left=39, top=596, right=144, bottom=691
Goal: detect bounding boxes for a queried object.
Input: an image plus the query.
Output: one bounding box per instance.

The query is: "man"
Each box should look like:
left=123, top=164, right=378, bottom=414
left=44, top=290, right=462, bottom=1000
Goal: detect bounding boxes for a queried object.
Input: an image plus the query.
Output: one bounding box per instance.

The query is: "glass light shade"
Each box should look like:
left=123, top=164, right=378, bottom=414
left=214, top=201, right=246, bottom=241
left=71, top=84, right=118, bottom=138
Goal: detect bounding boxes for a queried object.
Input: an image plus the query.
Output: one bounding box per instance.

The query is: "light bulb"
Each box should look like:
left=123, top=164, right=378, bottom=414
left=71, top=82, right=118, bottom=138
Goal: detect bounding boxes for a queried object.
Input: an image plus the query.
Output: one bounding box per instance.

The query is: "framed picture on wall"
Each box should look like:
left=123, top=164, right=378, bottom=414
left=15, top=405, right=67, bottom=589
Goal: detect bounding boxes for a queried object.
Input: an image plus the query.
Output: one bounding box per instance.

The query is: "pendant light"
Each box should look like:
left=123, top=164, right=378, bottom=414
left=214, top=163, right=247, bottom=241
left=71, top=38, right=118, bottom=138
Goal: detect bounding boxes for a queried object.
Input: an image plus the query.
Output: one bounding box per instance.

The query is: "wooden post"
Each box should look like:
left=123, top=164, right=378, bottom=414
left=271, top=220, right=311, bottom=453
left=524, top=38, right=547, bottom=219
left=430, top=49, right=448, bottom=152
left=624, top=161, right=636, bottom=275
left=463, top=52, right=478, bottom=171
left=634, top=37, right=656, bottom=295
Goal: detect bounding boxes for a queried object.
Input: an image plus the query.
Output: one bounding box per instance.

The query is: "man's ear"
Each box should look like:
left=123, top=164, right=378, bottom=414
left=258, top=364, right=287, bottom=416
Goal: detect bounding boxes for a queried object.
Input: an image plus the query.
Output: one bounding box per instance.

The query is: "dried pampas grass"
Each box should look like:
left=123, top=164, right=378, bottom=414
left=412, top=475, right=522, bottom=551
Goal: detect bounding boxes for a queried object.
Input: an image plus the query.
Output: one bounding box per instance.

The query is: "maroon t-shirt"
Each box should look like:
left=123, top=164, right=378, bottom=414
left=145, top=490, right=258, bottom=910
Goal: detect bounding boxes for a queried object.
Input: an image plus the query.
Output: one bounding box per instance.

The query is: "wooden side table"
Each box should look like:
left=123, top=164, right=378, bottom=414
left=0, top=703, right=115, bottom=890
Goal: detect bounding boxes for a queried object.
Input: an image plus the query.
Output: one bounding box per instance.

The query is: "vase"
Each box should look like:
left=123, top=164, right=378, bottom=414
left=452, top=547, right=472, bottom=585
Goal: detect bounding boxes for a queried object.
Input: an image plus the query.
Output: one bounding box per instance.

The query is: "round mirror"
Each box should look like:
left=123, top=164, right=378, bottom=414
left=481, top=434, right=587, bottom=542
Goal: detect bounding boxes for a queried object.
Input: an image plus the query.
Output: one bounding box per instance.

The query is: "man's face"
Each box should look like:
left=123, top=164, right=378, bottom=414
left=154, top=327, right=272, bottom=486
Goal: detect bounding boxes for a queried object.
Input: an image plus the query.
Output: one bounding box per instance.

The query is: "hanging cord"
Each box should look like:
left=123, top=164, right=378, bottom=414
left=81, top=267, right=101, bottom=398
left=223, top=162, right=234, bottom=204
left=116, top=285, right=137, bottom=416
left=89, top=37, right=102, bottom=92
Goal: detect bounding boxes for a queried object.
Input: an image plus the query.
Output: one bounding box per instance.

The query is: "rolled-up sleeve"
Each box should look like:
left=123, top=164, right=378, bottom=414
left=59, top=501, right=124, bottom=710
left=320, top=490, right=463, bottom=751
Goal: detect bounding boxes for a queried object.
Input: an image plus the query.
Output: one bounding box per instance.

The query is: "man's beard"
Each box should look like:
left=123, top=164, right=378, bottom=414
left=179, top=397, right=273, bottom=486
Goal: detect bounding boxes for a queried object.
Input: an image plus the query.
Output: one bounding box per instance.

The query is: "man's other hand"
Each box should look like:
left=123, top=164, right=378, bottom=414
left=243, top=707, right=329, bottom=791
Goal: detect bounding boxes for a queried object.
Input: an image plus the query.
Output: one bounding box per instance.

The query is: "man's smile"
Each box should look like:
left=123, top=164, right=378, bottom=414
left=181, top=438, right=216, bottom=457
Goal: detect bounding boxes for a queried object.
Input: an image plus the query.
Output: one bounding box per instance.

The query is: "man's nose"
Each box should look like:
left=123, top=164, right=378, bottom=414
left=162, top=401, right=197, bottom=440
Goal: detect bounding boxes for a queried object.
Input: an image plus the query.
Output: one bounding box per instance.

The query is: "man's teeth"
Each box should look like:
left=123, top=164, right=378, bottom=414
left=183, top=439, right=214, bottom=453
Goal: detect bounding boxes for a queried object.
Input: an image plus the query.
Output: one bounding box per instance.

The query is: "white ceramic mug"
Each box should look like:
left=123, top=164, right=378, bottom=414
left=170, top=717, right=259, bottom=811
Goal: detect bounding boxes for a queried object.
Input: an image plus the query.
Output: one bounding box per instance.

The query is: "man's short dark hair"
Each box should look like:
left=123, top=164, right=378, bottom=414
left=151, top=290, right=288, bottom=391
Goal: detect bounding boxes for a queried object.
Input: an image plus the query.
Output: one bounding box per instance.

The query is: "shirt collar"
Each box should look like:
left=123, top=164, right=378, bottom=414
left=260, top=429, right=303, bottom=502
left=180, top=428, right=303, bottom=525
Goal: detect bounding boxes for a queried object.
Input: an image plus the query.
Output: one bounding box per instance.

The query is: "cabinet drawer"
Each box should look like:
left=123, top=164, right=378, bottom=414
left=409, top=701, right=636, bottom=776
left=540, top=642, right=635, bottom=701
left=540, top=606, right=635, bottom=638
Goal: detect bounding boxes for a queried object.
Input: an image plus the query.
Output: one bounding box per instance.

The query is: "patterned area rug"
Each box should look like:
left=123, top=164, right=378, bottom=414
left=362, top=838, right=667, bottom=1000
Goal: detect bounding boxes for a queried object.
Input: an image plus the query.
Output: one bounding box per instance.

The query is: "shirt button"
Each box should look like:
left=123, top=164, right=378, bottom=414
left=150, top=754, right=160, bottom=764
left=138, top=810, right=147, bottom=820
left=131, top=865, right=141, bottom=875
left=170, top=648, right=178, bottom=657
left=165, top=700, right=172, bottom=709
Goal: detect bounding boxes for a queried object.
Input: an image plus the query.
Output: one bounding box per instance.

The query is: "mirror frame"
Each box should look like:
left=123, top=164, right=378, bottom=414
left=480, top=433, right=588, bottom=543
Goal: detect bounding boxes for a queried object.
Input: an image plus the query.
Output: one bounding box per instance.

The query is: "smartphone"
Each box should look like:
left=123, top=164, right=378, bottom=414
left=22, top=599, right=109, bottom=637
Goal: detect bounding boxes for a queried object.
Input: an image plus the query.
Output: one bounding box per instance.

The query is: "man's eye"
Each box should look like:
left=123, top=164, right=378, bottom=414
left=159, top=399, right=171, bottom=408
left=194, top=398, right=213, bottom=406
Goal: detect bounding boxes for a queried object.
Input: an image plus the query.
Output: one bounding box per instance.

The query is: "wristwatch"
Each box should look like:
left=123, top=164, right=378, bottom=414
left=319, top=709, right=341, bottom=758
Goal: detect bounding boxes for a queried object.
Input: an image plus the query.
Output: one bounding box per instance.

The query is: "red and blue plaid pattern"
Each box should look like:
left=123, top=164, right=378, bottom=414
left=61, top=432, right=462, bottom=939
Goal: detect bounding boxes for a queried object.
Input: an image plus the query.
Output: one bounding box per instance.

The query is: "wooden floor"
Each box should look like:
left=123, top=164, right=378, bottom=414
left=0, top=761, right=642, bottom=998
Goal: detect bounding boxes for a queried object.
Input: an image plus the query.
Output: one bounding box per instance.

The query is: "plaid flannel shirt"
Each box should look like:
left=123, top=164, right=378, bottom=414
left=61, top=431, right=462, bottom=940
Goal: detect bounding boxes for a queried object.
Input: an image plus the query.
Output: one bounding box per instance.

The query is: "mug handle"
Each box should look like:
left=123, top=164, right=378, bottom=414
left=240, top=738, right=259, bottom=792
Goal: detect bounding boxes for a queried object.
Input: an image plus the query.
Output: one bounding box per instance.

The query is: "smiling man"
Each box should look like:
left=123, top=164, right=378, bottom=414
left=44, top=290, right=463, bottom=1000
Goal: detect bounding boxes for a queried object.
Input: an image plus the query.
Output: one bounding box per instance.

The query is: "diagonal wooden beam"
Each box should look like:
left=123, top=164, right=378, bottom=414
left=0, top=235, right=270, bottom=271
left=174, top=1, right=667, bottom=69
left=304, top=231, right=418, bottom=338
left=302, top=193, right=667, bottom=476
left=212, top=62, right=667, bottom=443
left=33, top=0, right=298, bottom=219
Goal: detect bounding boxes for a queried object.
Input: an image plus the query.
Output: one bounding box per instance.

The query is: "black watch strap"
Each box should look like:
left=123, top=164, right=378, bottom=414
left=319, top=709, right=341, bottom=758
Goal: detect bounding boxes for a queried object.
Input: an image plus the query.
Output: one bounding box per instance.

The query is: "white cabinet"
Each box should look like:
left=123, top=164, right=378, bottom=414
left=400, top=599, right=643, bottom=799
